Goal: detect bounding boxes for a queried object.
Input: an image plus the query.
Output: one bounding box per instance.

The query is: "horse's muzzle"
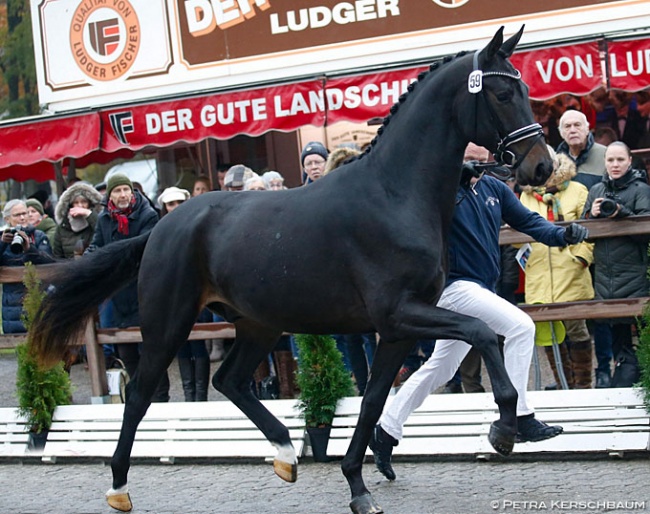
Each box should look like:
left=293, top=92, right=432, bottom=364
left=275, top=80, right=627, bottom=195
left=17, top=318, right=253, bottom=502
left=517, top=159, right=553, bottom=187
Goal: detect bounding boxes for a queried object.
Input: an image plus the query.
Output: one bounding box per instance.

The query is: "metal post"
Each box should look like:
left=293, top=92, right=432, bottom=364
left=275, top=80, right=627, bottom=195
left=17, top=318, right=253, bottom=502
left=532, top=347, right=542, bottom=391
left=549, top=322, right=569, bottom=390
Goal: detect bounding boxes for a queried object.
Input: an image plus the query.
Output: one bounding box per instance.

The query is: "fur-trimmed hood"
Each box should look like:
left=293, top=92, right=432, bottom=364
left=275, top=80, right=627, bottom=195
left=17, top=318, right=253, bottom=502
left=55, top=182, right=103, bottom=224
left=324, top=147, right=361, bottom=175
left=522, top=153, right=576, bottom=193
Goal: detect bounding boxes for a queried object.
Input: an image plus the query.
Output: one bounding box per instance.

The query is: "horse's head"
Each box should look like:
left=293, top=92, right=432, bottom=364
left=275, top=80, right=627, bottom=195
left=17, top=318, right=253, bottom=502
left=456, top=26, right=552, bottom=186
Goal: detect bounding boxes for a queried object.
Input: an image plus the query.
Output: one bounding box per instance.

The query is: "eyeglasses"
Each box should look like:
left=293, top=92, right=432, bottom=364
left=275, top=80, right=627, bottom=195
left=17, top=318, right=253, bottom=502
left=304, top=159, right=325, bottom=168
left=11, top=212, right=28, bottom=218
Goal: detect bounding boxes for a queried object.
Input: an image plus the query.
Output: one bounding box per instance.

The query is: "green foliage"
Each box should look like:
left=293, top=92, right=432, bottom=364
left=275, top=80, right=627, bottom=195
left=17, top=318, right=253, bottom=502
left=20, top=262, right=45, bottom=331
left=0, top=1, right=39, bottom=119
left=294, top=334, right=354, bottom=428
left=16, top=263, right=71, bottom=433
left=639, top=306, right=650, bottom=413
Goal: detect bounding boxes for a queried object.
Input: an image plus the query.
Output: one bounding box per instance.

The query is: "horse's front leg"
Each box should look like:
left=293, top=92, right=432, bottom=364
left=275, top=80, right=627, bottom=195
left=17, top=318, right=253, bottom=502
left=342, top=339, right=415, bottom=514
left=211, top=322, right=297, bottom=483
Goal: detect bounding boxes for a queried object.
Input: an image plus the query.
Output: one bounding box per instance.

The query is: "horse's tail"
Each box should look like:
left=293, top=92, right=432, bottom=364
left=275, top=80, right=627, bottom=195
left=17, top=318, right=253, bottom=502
left=29, top=232, right=152, bottom=368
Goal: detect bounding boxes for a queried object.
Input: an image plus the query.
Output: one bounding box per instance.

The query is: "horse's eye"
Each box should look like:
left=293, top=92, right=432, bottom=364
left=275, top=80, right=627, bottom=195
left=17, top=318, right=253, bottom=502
left=496, top=91, right=511, bottom=102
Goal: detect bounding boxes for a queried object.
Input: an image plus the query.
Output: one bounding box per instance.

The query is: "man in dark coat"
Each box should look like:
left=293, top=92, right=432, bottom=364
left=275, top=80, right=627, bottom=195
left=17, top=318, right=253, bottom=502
left=556, top=110, right=606, bottom=190
left=87, top=173, right=169, bottom=401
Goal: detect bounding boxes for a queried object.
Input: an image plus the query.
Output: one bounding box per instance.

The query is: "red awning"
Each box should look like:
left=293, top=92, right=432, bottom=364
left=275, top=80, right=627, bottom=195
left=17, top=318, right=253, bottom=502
left=1, top=37, right=648, bottom=182
left=0, top=113, right=102, bottom=181
left=606, top=37, right=650, bottom=92
left=98, top=70, right=435, bottom=152
left=510, top=41, right=603, bottom=100
left=100, top=80, right=326, bottom=153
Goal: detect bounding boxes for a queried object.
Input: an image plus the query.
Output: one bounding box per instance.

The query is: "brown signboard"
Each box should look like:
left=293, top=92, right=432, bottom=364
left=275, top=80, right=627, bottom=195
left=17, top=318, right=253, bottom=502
left=176, top=0, right=620, bottom=66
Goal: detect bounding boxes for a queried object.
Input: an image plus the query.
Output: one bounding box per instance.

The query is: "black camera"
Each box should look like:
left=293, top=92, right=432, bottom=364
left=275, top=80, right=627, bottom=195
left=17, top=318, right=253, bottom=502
left=599, top=198, right=618, bottom=218
left=7, top=226, right=25, bottom=254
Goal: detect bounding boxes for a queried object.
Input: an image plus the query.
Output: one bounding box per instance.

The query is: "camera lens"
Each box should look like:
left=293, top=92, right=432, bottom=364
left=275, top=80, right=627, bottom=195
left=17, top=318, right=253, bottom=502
left=600, top=198, right=617, bottom=217
left=10, top=234, right=24, bottom=254
left=9, top=225, right=24, bottom=254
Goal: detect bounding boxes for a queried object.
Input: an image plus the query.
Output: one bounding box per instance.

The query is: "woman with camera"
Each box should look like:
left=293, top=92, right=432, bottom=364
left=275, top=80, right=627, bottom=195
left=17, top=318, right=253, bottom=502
left=583, top=141, right=650, bottom=387
left=1, top=199, right=55, bottom=333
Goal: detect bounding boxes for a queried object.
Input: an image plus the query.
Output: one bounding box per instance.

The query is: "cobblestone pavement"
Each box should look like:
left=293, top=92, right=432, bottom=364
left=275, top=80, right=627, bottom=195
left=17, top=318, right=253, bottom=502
left=1, top=457, right=649, bottom=514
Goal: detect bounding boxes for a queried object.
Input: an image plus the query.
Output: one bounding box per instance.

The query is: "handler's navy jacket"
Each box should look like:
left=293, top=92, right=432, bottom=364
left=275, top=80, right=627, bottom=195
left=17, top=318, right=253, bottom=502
left=447, top=175, right=567, bottom=293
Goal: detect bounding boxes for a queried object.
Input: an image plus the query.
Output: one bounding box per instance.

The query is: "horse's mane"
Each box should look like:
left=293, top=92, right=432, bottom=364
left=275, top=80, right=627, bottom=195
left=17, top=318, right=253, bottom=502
left=343, top=51, right=469, bottom=167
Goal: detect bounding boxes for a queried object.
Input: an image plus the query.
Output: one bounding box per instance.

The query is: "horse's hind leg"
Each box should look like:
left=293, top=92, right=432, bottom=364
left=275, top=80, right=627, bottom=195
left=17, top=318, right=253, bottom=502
left=211, top=321, right=296, bottom=482
left=107, top=282, right=199, bottom=511
left=106, top=347, right=184, bottom=511
left=342, top=339, right=415, bottom=514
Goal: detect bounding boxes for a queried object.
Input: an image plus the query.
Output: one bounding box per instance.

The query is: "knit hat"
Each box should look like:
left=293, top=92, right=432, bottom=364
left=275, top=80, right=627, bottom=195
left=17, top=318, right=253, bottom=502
left=300, top=141, right=329, bottom=167
left=158, top=187, right=190, bottom=208
left=26, top=198, right=44, bottom=216
left=224, top=165, right=257, bottom=189
left=106, top=173, right=133, bottom=196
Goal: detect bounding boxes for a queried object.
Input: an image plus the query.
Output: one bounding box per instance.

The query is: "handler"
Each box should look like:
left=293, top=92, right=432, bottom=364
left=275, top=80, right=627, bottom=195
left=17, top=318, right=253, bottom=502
left=370, top=144, right=589, bottom=480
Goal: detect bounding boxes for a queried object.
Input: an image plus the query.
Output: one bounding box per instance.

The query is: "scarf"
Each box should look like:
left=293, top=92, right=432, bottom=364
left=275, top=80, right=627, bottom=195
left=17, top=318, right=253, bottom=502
left=107, top=195, right=136, bottom=235
left=531, top=180, right=570, bottom=221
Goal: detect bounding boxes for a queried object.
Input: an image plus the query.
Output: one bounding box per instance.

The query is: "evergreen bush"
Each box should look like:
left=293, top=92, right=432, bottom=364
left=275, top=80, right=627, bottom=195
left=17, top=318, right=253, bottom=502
left=294, top=334, right=354, bottom=428
left=16, top=262, right=72, bottom=433
left=639, top=306, right=650, bottom=412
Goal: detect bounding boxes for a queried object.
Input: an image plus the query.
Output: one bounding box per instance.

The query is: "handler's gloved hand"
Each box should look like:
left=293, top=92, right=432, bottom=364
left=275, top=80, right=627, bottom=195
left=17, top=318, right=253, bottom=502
left=563, top=223, right=588, bottom=245
left=460, top=160, right=482, bottom=186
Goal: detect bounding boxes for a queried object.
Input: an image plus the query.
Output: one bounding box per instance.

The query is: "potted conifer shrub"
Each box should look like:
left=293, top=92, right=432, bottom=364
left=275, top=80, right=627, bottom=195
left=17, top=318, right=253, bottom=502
left=638, top=305, right=650, bottom=412
left=294, top=333, right=354, bottom=462
left=15, top=262, right=72, bottom=449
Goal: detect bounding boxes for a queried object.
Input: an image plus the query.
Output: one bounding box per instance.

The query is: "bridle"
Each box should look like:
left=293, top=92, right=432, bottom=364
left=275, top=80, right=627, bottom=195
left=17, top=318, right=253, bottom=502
left=469, top=51, right=544, bottom=170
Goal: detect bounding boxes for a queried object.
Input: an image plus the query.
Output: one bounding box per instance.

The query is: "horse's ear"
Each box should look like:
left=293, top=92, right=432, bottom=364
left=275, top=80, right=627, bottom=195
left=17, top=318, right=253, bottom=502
left=480, top=26, right=505, bottom=64
left=500, top=25, right=525, bottom=57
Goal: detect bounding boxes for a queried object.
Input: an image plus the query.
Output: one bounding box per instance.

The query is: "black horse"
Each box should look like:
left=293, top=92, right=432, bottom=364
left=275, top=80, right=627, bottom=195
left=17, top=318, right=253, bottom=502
left=30, top=26, right=551, bottom=514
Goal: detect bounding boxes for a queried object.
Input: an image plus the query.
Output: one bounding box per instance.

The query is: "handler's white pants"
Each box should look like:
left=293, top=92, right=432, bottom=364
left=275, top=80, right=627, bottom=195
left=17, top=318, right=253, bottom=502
left=380, top=280, right=535, bottom=441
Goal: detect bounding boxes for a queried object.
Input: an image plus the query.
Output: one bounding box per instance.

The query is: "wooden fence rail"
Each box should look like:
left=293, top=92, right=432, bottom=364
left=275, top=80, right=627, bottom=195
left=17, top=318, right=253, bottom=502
left=0, top=216, right=648, bottom=401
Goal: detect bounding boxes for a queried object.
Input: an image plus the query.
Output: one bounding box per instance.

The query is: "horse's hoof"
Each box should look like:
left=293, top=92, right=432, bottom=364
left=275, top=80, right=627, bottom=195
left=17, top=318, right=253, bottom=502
left=489, top=422, right=514, bottom=456
left=106, top=492, right=133, bottom=512
left=350, top=493, right=383, bottom=514
left=274, top=458, right=297, bottom=483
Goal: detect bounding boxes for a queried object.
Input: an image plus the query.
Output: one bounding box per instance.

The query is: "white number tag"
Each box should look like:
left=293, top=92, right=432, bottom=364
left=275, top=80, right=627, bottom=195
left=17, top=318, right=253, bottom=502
left=468, top=70, right=483, bottom=94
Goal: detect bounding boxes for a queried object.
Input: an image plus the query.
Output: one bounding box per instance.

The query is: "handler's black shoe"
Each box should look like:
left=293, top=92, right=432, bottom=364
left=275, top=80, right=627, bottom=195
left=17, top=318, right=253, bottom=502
left=515, top=414, right=563, bottom=443
left=369, top=424, right=398, bottom=481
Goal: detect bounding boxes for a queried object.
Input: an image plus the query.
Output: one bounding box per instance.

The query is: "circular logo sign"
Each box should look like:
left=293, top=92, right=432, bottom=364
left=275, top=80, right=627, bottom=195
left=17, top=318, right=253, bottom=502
left=432, top=0, right=470, bottom=8
left=70, top=0, right=141, bottom=82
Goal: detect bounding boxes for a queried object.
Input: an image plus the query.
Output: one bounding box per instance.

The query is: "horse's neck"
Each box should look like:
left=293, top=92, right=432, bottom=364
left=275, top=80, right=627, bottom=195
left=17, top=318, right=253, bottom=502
left=369, top=83, right=466, bottom=210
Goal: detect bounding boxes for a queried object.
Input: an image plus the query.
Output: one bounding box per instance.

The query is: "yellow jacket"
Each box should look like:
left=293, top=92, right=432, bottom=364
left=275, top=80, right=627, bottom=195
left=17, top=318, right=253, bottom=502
left=519, top=155, right=594, bottom=304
